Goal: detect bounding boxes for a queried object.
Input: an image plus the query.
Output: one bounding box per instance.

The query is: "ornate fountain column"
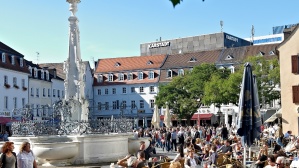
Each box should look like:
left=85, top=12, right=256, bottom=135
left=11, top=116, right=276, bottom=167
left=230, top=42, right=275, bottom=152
left=64, top=0, right=89, bottom=121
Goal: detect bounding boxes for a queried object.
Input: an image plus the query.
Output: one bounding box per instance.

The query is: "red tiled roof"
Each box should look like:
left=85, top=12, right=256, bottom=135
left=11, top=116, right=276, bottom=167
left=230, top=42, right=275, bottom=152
left=0, top=53, right=29, bottom=74
left=0, top=41, right=24, bottom=57
left=95, top=55, right=167, bottom=73
left=244, top=44, right=278, bottom=59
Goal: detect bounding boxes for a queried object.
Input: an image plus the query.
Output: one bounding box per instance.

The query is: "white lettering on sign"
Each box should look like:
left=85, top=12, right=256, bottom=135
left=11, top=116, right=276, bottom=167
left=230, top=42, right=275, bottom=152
left=226, top=35, right=238, bottom=42
left=148, top=41, right=170, bottom=49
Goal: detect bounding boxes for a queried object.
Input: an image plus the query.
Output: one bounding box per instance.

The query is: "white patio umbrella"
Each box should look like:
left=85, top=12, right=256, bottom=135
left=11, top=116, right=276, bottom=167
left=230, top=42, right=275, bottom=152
left=163, top=104, right=172, bottom=128
left=151, top=104, right=160, bottom=129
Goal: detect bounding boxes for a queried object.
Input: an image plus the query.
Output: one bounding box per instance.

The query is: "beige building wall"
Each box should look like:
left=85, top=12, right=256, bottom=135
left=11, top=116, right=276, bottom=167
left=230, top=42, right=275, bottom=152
left=278, top=26, right=299, bottom=135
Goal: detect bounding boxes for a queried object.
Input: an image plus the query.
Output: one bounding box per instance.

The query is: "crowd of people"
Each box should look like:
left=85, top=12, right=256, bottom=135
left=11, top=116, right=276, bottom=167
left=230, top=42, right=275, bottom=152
left=117, top=123, right=299, bottom=168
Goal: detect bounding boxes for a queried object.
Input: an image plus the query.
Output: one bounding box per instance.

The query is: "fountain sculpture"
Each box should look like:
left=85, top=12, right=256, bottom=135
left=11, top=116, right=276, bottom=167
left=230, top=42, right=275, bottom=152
left=9, top=0, right=149, bottom=166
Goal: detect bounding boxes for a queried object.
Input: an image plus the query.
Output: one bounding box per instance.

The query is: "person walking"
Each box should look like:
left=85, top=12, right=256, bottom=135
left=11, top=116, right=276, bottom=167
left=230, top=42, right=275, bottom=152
left=166, top=128, right=172, bottom=152
left=17, top=142, right=37, bottom=168
left=0, top=142, right=17, bottom=168
left=221, top=125, right=228, bottom=140
left=171, top=128, right=177, bottom=151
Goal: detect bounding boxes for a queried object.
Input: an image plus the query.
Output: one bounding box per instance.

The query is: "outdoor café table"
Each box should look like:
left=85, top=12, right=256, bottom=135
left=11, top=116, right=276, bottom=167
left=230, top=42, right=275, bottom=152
left=290, top=157, right=299, bottom=168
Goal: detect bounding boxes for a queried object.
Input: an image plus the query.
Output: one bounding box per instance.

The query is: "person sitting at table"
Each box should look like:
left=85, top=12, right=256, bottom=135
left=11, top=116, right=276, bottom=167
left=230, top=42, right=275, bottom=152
left=275, top=150, right=286, bottom=168
left=264, top=155, right=277, bottom=168
left=184, top=149, right=199, bottom=168
left=173, top=144, right=185, bottom=162
left=117, top=154, right=136, bottom=168
left=191, top=139, right=202, bottom=153
left=234, top=140, right=243, bottom=159
left=218, top=140, right=233, bottom=157
left=284, top=136, right=297, bottom=155
left=255, top=142, right=268, bottom=168
left=204, top=145, right=218, bottom=167
left=169, top=161, right=181, bottom=168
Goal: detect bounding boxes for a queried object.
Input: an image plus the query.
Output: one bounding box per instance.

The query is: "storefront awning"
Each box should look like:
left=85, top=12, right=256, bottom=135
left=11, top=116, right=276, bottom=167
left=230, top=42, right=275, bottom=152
left=265, top=110, right=282, bottom=123
left=191, top=114, right=213, bottom=120
left=0, top=117, right=18, bottom=124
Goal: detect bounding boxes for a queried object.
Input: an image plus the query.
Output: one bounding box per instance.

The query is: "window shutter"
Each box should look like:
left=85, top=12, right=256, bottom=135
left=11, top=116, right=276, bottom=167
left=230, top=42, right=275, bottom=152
left=292, top=85, right=299, bottom=103
left=291, top=55, right=299, bottom=74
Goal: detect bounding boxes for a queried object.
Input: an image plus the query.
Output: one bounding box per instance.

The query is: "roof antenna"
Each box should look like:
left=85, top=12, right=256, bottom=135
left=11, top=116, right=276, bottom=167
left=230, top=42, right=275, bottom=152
left=220, top=20, right=223, bottom=32
left=251, top=25, right=255, bottom=45
left=36, top=52, right=40, bottom=64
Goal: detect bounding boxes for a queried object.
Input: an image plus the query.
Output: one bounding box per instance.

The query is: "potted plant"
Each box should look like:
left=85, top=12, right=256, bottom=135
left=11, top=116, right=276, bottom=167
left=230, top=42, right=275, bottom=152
left=22, top=86, right=27, bottom=91
left=13, top=84, right=19, bottom=89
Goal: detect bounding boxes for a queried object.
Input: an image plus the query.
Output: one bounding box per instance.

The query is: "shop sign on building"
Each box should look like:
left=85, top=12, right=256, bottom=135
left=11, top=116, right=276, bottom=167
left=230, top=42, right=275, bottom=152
left=148, top=41, right=170, bottom=49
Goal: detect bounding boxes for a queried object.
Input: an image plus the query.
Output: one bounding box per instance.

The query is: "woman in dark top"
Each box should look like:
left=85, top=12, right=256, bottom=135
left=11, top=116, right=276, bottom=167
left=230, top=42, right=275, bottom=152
left=0, top=142, right=17, bottom=168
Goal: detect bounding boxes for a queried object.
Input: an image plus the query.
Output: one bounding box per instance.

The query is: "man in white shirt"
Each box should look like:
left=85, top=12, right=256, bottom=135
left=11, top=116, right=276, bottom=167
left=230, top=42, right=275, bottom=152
left=285, top=136, right=297, bottom=153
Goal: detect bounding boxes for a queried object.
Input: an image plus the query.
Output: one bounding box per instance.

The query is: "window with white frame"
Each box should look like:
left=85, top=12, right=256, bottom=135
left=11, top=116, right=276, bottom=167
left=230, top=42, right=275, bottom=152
left=48, top=89, right=51, bottom=97
left=105, top=88, right=108, bottom=95
left=43, top=88, right=46, bottom=97
left=97, top=74, right=103, bottom=83
left=178, top=69, right=184, bottom=76
left=13, top=97, right=17, bottom=108
left=113, top=101, right=117, bottom=109
left=112, top=88, right=116, bottom=94
left=30, top=88, right=34, bottom=96
left=139, top=86, right=144, bottom=93
left=97, top=89, right=101, bottom=95
left=34, top=68, right=38, bottom=78
left=150, top=99, right=155, bottom=108
left=138, top=71, right=143, bottom=80
left=53, top=89, right=56, bottom=97
left=46, top=71, right=49, bottom=80
left=148, top=71, right=154, bottom=79
left=41, top=70, right=44, bottom=79
left=167, top=69, right=172, bottom=78
left=128, top=73, right=133, bottom=80
left=4, top=76, right=8, bottom=84
left=2, top=53, right=5, bottom=63
left=230, top=66, right=235, bottom=73
left=83, top=74, right=86, bottom=82
left=140, top=100, right=144, bottom=109
left=122, top=87, right=127, bottom=94
left=119, top=73, right=124, bottom=81
left=98, top=102, right=102, bottom=110
left=22, top=98, right=25, bottom=107
left=131, top=87, right=135, bottom=93
left=11, top=56, right=15, bottom=65
left=22, top=79, right=25, bottom=87
left=105, top=102, right=109, bottom=110
left=36, top=104, right=39, bottom=116
left=121, top=101, right=126, bottom=109
left=108, top=74, right=114, bottom=82
left=150, top=86, right=155, bottom=93
left=20, top=58, right=23, bottom=67
left=62, top=91, right=64, bottom=98
left=58, top=90, right=60, bottom=98
left=131, top=100, right=136, bottom=109
left=36, top=88, right=39, bottom=97
left=4, top=96, right=8, bottom=109
left=13, top=77, right=17, bottom=86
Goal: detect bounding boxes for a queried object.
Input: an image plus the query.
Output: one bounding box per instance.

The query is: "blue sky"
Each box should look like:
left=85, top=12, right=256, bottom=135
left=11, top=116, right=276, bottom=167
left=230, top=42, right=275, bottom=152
left=0, top=0, right=298, bottom=67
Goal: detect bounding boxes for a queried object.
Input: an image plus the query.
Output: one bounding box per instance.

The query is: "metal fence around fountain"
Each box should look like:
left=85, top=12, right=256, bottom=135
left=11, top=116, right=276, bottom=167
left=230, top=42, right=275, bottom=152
left=10, top=100, right=134, bottom=137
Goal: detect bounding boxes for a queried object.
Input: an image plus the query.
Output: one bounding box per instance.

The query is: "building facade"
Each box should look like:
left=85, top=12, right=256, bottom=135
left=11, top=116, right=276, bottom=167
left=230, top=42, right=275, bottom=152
left=277, top=25, right=299, bottom=135
left=93, top=55, right=167, bottom=127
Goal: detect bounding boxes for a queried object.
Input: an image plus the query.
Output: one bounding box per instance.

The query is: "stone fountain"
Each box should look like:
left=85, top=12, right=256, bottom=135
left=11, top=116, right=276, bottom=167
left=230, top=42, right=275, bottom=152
left=9, top=0, right=150, bottom=166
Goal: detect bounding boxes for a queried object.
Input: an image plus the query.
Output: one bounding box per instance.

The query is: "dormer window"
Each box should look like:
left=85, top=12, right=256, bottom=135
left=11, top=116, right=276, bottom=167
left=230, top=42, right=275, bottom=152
left=119, top=73, right=124, bottom=81
left=138, top=71, right=143, bottom=80
left=41, top=70, right=44, bottom=79
left=269, top=50, right=275, bottom=55
left=148, top=71, right=154, bottom=79
left=2, top=53, right=5, bottom=63
left=147, top=60, right=153, bottom=65
left=128, top=72, right=133, bottom=80
left=188, top=57, right=197, bottom=62
left=108, top=73, right=114, bottom=82
left=97, top=74, right=103, bottom=83
left=11, top=55, right=15, bottom=65
left=53, top=70, right=57, bottom=78
left=34, top=68, right=38, bottom=78
left=258, top=51, right=265, bottom=56
left=178, top=69, right=184, bottom=76
left=115, top=62, right=121, bottom=67
left=225, top=55, right=234, bottom=61
left=20, top=58, right=23, bottom=67
left=46, top=71, right=49, bottom=80
left=229, top=66, right=235, bottom=73
left=167, top=69, right=172, bottom=78
left=29, top=67, right=33, bottom=77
